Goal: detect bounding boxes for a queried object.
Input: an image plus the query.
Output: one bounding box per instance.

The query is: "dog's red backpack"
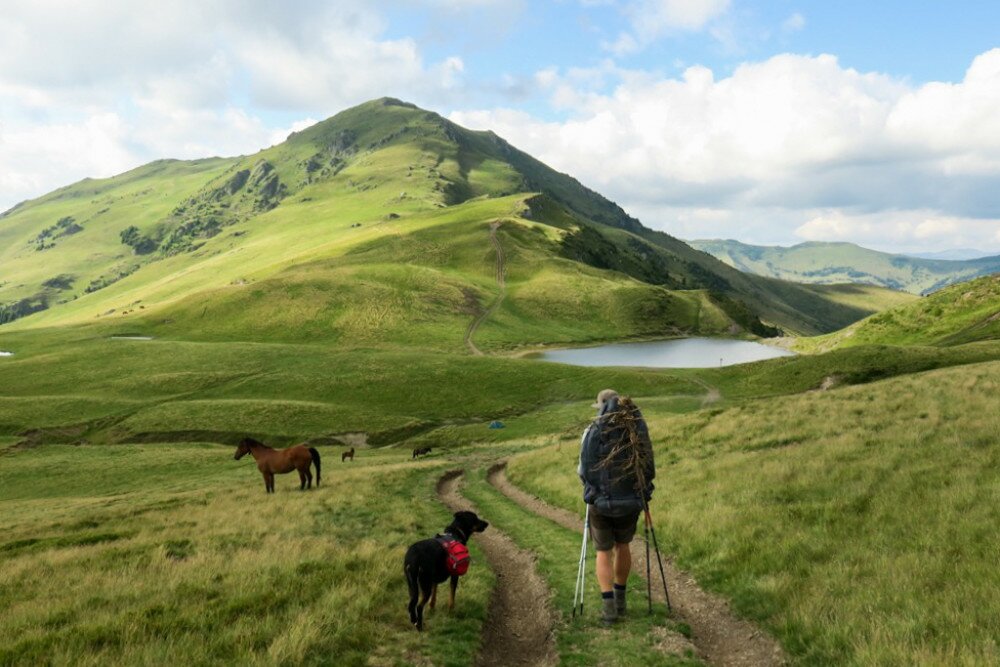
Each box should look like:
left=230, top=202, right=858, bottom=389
left=436, top=535, right=471, bottom=576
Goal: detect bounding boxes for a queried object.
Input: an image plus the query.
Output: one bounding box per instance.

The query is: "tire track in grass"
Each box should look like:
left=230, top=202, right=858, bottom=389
left=437, top=470, right=557, bottom=667
left=461, top=465, right=702, bottom=667
left=488, top=462, right=788, bottom=667
left=465, top=221, right=505, bottom=356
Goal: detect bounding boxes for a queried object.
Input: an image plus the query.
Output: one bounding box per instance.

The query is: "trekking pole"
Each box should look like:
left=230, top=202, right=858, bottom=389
left=580, top=505, right=590, bottom=618
left=572, top=505, right=590, bottom=618
left=580, top=505, right=589, bottom=617
left=643, top=501, right=672, bottom=613
left=572, top=530, right=584, bottom=617
left=644, top=509, right=652, bottom=614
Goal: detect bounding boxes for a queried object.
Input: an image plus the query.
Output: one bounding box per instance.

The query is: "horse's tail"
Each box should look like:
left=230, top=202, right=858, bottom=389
left=309, top=447, right=321, bottom=487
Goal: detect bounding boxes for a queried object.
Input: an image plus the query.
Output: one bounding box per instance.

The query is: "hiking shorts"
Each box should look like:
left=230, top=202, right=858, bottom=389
left=588, top=506, right=640, bottom=551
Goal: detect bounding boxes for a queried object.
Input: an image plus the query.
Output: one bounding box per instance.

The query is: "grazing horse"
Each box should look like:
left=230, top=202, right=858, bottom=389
left=412, top=446, right=432, bottom=459
left=234, top=437, right=321, bottom=493
left=342, top=447, right=355, bottom=462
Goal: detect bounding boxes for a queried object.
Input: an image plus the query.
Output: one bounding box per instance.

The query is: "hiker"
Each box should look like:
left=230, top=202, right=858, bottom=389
left=578, top=388, right=655, bottom=625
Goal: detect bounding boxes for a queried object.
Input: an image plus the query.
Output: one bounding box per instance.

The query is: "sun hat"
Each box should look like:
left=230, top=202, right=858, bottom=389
left=591, top=388, right=619, bottom=409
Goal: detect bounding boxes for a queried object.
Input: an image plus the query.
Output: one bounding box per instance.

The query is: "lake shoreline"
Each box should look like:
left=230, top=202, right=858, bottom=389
left=531, top=337, right=796, bottom=369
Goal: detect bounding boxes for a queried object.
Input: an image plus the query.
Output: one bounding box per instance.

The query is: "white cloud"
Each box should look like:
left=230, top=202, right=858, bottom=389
left=781, top=12, right=806, bottom=33
left=451, top=49, right=1000, bottom=252
left=795, top=210, right=1000, bottom=252
left=0, top=0, right=477, bottom=211
left=605, top=0, right=731, bottom=54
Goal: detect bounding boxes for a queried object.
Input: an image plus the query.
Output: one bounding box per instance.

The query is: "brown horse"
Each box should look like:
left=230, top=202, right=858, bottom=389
left=234, top=437, right=321, bottom=493
left=342, top=447, right=355, bottom=462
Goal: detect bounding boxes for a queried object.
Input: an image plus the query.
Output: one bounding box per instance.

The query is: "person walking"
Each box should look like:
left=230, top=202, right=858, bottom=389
left=578, top=388, right=655, bottom=625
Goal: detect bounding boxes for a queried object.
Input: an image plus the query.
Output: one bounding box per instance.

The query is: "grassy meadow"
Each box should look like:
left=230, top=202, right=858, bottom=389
left=0, top=444, right=496, bottom=667
left=508, top=361, right=1000, bottom=665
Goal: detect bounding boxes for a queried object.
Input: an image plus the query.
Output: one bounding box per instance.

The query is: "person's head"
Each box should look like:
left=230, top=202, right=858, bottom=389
left=591, top=388, right=619, bottom=414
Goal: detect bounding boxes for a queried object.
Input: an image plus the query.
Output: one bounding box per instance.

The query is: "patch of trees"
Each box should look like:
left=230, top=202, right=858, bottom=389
left=708, top=291, right=782, bottom=338
left=159, top=160, right=286, bottom=256
left=32, top=216, right=83, bottom=251
left=84, top=264, right=140, bottom=294
left=119, top=226, right=159, bottom=255
left=42, top=274, right=75, bottom=290
left=0, top=294, right=48, bottom=325
left=560, top=225, right=683, bottom=288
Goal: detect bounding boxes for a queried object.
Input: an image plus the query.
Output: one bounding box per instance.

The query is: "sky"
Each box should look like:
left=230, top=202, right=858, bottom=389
left=2, top=0, right=1000, bottom=253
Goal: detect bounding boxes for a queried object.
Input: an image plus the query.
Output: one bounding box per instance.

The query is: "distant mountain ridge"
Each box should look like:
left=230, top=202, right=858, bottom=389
left=689, top=239, right=1000, bottom=295
left=906, top=249, right=995, bottom=261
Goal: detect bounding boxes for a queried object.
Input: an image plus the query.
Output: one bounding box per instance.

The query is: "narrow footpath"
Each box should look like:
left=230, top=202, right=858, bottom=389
left=487, top=462, right=788, bottom=667
left=465, top=221, right=506, bottom=356
left=437, top=470, right=558, bottom=667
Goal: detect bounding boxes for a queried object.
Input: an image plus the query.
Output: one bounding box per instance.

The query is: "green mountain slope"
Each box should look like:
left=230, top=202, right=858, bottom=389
left=805, top=273, right=1000, bottom=351
left=690, top=239, right=1000, bottom=295
left=3, top=98, right=893, bottom=342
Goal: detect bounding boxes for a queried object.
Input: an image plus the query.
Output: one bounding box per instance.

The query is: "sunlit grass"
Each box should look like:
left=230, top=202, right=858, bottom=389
left=0, top=445, right=492, bottom=666
left=508, top=361, right=1000, bottom=665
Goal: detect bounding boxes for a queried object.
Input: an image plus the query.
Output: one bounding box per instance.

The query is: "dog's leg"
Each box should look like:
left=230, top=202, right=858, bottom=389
left=406, top=565, right=420, bottom=627
left=429, top=584, right=437, bottom=610
left=448, top=575, right=458, bottom=611
left=416, top=582, right=432, bottom=631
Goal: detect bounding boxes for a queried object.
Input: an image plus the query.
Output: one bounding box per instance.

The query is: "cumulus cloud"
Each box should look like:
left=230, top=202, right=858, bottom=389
left=451, top=49, right=1000, bottom=251
left=604, top=0, right=731, bottom=55
left=795, top=210, right=1000, bottom=252
left=0, top=0, right=481, bottom=211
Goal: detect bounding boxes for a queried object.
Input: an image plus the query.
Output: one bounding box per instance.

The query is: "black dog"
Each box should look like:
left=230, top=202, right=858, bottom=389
left=404, top=510, right=489, bottom=630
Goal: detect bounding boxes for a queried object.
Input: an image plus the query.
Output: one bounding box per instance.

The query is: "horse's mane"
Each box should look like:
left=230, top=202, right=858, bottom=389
left=239, top=437, right=270, bottom=449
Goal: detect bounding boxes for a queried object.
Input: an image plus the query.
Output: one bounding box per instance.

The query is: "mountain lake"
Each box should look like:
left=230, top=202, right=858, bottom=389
left=535, top=337, right=794, bottom=368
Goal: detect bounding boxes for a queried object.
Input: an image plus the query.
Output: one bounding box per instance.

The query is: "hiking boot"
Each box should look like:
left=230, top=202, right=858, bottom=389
left=601, top=597, right=618, bottom=625
left=614, top=588, right=627, bottom=616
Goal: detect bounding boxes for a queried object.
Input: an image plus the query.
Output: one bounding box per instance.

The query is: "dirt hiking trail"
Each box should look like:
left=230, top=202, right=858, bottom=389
left=487, top=463, right=788, bottom=667
left=465, top=221, right=506, bottom=356
left=437, top=470, right=558, bottom=667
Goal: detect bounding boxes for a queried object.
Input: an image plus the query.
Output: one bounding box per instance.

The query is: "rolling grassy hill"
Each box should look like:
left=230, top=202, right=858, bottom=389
left=3, top=98, right=898, bottom=342
left=803, top=273, right=1000, bottom=351
left=690, top=239, right=1000, bottom=295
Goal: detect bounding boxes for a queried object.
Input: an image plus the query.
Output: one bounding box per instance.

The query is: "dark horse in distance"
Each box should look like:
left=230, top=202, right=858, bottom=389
left=234, top=437, right=321, bottom=493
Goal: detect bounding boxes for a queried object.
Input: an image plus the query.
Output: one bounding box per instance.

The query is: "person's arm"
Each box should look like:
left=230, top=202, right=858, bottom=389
left=579, top=421, right=601, bottom=489
left=578, top=423, right=593, bottom=481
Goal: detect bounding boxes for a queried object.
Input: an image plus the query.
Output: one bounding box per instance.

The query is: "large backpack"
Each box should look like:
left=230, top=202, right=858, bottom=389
left=580, top=397, right=655, bottom=516
left=436, top=535, right=471, bottom=576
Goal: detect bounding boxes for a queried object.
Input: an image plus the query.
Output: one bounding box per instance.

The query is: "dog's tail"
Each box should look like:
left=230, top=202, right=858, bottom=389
left=308, top=447, right=321, bottom=487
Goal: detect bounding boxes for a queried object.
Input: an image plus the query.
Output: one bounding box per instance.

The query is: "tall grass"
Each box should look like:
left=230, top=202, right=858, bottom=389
left=0, top=445, right=492, bottom=666
left=508, top=361, right=1000, bottom=665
